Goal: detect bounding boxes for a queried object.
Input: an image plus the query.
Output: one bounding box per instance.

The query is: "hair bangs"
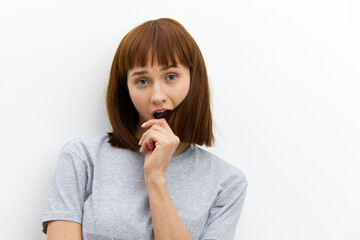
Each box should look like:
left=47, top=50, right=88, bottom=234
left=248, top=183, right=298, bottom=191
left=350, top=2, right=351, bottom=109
left=124, top=20, right=193, bottom=71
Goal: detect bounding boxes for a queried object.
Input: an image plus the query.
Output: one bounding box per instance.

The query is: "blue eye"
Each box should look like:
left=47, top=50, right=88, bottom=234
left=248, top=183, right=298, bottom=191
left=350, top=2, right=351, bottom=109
left=136, top=79, right=149, bottom=85
left=166, top=74, right=177, bottom=81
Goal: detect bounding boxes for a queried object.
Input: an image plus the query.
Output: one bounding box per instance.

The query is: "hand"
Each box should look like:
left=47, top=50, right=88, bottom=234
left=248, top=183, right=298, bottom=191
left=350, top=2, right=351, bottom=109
left=139, top=118, right=180, bottom=180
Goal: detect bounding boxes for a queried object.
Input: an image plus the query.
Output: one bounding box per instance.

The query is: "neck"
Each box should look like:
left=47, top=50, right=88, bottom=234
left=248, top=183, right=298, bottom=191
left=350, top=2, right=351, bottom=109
left=173, top=142, right=190, bottom=156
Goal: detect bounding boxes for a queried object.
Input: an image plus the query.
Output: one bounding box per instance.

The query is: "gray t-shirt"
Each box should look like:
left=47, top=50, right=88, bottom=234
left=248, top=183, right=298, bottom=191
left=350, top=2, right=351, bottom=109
left=42, top=134, right=248, bottom=240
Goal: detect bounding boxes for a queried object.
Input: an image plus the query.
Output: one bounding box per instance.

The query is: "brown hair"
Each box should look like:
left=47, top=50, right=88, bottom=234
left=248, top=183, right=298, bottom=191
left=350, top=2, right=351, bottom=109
left=106, top=18, right=214, bottom=150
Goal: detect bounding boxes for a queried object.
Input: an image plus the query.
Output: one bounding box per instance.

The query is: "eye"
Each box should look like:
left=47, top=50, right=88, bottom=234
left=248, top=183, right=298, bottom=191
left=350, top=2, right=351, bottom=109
left=166, top=74, right=177, bottom=81
left=136, top=79, right=149, bottom=86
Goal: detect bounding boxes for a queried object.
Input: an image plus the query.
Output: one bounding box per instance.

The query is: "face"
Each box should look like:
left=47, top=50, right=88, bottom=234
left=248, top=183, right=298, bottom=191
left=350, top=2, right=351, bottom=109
left=127, top=61, right=190, bottom=125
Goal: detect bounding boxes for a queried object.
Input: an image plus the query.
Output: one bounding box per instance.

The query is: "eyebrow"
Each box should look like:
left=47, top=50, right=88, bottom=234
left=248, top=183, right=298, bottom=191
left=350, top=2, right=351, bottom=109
left=131, top=65, right=179, bottom=77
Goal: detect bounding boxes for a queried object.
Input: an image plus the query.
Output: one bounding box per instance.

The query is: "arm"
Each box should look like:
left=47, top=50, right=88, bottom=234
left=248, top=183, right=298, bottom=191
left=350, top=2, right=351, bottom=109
left=47, top=221, right=82, bottom=240
left=139, top=119, right=193, bottom=240
left=146, top=174, right=193, bottom=240
left=42, top=147, right=88, bottom=240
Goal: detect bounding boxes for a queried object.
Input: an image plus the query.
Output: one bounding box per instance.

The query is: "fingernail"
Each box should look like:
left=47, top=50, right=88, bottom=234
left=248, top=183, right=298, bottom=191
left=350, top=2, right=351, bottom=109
left=141, top=123, right=145, bottom=127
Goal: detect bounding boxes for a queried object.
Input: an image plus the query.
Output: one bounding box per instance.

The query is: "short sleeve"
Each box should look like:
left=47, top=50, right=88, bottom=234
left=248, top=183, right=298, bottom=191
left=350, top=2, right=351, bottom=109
left=42, top=147, right=88, bottom=234
left=200, top=172, right=248, bottom=240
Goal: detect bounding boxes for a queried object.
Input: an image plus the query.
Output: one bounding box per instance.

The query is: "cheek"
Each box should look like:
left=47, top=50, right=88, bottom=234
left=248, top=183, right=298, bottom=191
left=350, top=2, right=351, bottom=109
left=128, top=87, right=145, bottom=110
left=174, top=81, right=190, bottom=104
left=130, top=93, right=145, bottom=109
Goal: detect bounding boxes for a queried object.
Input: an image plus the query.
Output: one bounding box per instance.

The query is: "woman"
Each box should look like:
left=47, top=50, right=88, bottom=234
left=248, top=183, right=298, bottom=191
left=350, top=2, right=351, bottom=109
left=42, top=18, right=248, bottom=240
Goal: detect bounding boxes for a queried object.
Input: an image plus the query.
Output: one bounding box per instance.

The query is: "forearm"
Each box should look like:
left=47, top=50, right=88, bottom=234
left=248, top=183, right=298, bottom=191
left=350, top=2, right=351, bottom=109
left=146, top=175, right=193, bottom=240
left=47, top=221, right=82, bottom=240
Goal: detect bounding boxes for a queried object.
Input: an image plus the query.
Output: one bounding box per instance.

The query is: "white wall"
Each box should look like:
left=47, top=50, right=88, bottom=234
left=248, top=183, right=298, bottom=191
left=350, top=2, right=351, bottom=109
left=0, top=0, right=359, bottom=239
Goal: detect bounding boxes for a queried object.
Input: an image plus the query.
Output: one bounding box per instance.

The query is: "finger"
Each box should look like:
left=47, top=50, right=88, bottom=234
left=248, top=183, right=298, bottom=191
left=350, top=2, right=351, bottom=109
left=140, top=136, right=150, bottom=152
left=140, top=126, right=162, bottom=151
left=139, top=124, right=162, bottom=146
left=141, top=118, right=171, bottom=131
left=139, top=122, right=175, bottom=152
left=141, top=131, right=158, bottom=152
left=145, top=136, right=156, bottom=151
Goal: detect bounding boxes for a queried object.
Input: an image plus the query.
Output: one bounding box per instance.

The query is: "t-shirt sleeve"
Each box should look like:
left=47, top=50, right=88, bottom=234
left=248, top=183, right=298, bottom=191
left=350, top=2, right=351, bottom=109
left=42, top=145, right=88, bottom=234
left=200, top=171, right=248, bottom=240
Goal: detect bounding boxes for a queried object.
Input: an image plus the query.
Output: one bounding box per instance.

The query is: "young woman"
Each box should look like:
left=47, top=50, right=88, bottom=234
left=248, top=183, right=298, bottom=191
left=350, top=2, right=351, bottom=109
left=42, top=18, right=248, bottom=240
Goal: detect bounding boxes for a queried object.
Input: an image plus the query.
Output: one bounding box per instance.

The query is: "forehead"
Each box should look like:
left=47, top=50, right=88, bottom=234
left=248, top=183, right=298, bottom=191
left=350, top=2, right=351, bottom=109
left=131, top=52, right=179, bottom=67
left=128, top=55, right=181, bottom=71
left=128, top=62, right=189, bottom=78
left=124, top=42, right=190, bottom=73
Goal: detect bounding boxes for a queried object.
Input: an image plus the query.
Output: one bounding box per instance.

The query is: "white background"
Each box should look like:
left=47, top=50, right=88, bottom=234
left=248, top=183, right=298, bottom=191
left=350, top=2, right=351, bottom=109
left=0, top=0, right=359, bottom=239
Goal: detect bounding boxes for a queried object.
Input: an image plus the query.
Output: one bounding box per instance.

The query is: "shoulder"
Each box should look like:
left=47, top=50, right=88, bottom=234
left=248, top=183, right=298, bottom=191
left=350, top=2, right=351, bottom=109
left=62, top=133, right=109, bottom=151
left=193, top=145, right=247, bottom=184
left=59, top=133, right=111, bottom=164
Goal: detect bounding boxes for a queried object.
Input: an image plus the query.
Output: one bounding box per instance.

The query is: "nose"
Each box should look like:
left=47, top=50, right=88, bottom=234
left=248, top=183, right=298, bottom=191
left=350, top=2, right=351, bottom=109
left=150, top=82, right=167, bottom=104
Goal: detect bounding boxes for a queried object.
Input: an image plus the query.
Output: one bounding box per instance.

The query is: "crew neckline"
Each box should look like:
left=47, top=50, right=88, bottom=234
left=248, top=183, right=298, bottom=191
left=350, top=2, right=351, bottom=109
left=135, top=144, right=196, bottom=161
left=104, top=133, right=196, bottom=161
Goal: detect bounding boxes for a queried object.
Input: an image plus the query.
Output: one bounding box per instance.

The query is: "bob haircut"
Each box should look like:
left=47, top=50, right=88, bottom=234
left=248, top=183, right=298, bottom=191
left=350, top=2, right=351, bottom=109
left=106, top=18, right=214, bottom=151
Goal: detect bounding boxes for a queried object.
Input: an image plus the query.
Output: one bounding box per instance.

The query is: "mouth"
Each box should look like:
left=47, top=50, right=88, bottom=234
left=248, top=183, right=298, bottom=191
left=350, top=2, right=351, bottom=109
left=153, top=109, right=172, bottom=120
